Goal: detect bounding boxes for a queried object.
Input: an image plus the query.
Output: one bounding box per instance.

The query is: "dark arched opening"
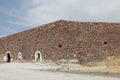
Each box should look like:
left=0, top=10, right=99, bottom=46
left=35, top=51, right=42, bottom=61
left=37, top=53, right=40, bottom=60
left=6, top=53, right=11, bottom=62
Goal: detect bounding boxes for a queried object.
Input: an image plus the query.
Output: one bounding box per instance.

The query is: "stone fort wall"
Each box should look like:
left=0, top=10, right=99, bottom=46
left=0, top=20, right=120, bottom=63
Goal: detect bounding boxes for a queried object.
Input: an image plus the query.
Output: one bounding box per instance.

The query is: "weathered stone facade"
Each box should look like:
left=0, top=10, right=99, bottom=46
left=0, top=20, right=120, bottom=63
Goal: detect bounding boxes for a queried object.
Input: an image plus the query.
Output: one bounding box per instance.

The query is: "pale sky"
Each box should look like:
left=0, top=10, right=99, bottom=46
left=0, top=0, right=120, bottom=37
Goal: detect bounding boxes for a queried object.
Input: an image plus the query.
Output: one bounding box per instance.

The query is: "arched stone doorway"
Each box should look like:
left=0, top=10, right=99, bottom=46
left=3, top=51, right=12, bottom=63
left=18, top=52, right=22, bottom=62
left=35, top=51, right=42, bottom=62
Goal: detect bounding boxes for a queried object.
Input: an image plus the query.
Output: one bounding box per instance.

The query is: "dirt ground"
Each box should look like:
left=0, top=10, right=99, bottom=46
left=0, top=62, right=119, bottom=80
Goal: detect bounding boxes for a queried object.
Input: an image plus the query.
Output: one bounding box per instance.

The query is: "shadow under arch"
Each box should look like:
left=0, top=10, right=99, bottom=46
left=4, top=51, right=12, bottom=63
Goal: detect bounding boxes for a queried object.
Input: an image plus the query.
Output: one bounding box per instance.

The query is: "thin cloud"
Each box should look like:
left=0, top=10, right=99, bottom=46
left=2, top=0, right=120, bottom=27
left=21, top=0, right=120, bottom=27
left=1, top=0, right=120, bottom=37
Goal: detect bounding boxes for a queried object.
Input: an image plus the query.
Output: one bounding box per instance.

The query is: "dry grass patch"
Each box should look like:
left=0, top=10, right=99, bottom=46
left=85, top=56, right=120, bottom=67
left=80, top=56, right=120, bottom=74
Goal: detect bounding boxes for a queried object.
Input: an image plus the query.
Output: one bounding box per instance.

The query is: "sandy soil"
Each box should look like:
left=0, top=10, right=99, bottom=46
left=0, top=62, right=119, bottom=80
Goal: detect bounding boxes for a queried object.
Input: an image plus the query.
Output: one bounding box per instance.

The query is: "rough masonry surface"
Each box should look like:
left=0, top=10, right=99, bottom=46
left=0, top=20, right=120, bottom=63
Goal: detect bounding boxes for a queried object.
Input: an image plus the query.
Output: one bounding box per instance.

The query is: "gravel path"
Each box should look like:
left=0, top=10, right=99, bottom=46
left=0, top=62, right=119, bottom=80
